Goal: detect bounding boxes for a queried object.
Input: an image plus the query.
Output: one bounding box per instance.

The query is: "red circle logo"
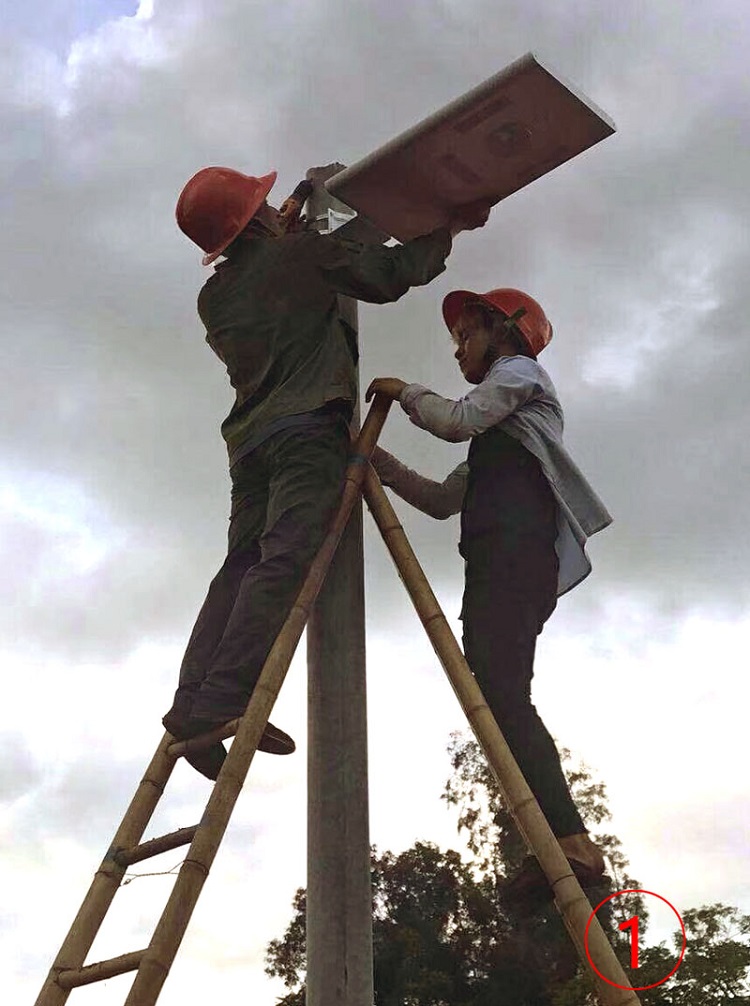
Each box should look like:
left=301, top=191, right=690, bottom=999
left=584, top=889, right=686, bottom=991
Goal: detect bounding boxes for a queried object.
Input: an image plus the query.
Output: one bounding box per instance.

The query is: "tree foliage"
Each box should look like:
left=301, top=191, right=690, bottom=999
left=267, top=841, right=555, bottom=1006
left=635, top=905, right=750, bottom=1005
left=265, top=733, right=750, bottom=1005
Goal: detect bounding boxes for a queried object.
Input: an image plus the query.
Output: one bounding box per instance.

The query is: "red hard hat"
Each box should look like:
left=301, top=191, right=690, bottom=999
left=442, top=288, right=553, bottom=358
left=176, top=167, right=278, bottom=265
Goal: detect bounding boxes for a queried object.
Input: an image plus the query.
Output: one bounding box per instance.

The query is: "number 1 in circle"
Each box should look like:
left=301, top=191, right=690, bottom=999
left=619, top=915, right=640, bottom=969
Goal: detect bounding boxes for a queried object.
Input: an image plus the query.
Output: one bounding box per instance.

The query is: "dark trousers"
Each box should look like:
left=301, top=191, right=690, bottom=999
left=461, top=536, right=586, bottom=839
left=171, top=418, right=350, bottom=721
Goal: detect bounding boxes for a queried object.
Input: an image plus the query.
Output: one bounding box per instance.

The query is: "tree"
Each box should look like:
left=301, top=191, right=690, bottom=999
left=267, top=841, right=553, bottom=1006
left=266, top=733, right=750, bottom=1004
left=442, top=734, right=750, bottom=1005
left=444, top=732, right=651, bottom=999
left=442, top=733, right=643, bottom=903
left=634, top=905, right=750, bottom=1005
left=265, top=888, right=306, bottom=1006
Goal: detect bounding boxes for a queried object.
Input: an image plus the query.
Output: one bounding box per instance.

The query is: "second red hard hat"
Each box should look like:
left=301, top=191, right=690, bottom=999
left=442, top=288, right=553, bottom=358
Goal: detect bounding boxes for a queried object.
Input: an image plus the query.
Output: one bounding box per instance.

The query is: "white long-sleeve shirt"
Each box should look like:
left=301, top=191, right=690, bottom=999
left=373, top=355, right=612, bottom=596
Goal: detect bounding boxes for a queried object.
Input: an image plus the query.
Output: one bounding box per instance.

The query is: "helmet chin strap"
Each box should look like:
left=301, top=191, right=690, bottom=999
left=488, top=307, right=528, bottom=362
left=246, top=216, right=279, bottom=239
left=502, top=306, right=527, bottom=334
left=482, top=343, right=503, bottom=372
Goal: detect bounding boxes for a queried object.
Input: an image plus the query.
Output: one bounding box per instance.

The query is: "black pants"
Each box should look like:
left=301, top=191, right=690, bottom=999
left=170, top=418, right=350, bottom=721
left=461, top=536, right=586, bottom=838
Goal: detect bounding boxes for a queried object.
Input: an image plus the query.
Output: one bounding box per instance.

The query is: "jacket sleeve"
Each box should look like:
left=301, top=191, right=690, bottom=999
left=371, top=446, right=467, bottom=519
left=399, top=358, right=543, bottom=442
left=318, top=229, right=453, bottom=303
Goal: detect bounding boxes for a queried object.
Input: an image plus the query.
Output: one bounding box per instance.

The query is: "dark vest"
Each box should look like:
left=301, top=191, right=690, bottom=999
left=460, top=426, right=558, bottom=556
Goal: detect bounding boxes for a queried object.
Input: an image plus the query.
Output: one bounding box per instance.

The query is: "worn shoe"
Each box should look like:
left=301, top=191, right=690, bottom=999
left=183, top=744, right=226, bottom=781
left=162, top=710, right=227, bottom=781
left=162, top=710, right=295, bottom=758
left=258, top=722, right=296, bottom=755
left=176, top=715, right=295, bottom=755
left=500, top=854, right=607, bottom=916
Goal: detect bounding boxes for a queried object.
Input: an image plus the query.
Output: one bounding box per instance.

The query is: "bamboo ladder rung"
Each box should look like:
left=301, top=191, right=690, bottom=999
left=166, top=717, right=242, bottom=758
left=56, top=950, right=147, bottom=989
left=114, top=826, right=199, bottom=868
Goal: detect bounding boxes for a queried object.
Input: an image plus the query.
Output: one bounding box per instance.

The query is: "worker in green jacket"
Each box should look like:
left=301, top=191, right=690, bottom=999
left=163, top=166, right=490, bottom=779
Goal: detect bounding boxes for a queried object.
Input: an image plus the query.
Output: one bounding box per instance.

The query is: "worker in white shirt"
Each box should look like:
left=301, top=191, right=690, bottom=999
left=366, top=288, right=612, bottom=911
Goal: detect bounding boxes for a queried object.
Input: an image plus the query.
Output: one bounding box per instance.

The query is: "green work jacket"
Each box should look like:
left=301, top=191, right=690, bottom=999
left=197, top=227, right=453, bottom=467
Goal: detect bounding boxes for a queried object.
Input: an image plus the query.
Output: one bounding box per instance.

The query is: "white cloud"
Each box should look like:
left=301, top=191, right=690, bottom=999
left=582, top=208, right=733, bottom=389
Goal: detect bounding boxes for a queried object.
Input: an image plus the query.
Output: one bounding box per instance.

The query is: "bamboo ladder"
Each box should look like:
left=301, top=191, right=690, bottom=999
left=34, top=395, right=642, bottom=1006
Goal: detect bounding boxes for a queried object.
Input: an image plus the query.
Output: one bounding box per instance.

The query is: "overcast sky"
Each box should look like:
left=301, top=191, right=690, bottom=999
left=4, top=0, right=749, bottom=1002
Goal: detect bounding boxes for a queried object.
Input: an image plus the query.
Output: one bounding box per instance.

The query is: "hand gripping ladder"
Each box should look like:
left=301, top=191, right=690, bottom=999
left=34, top=395, right=642, bottom=1006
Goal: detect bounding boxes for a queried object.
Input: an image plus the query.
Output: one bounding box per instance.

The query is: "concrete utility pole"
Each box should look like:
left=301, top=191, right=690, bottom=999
left=305, top=164, right=374, bottom=1006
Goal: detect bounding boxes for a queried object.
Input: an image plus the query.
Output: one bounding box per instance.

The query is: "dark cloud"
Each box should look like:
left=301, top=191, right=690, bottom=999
left=2, top=0, right=748, bottom=670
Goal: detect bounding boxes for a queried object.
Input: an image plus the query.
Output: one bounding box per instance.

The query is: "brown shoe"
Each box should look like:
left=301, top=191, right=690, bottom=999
left=258, top=722, right=296, bottom=755
left=163, top=710, right=295, bottom=756
left=501, top=855, right=607, bottom=915
left=182, top=744, right=227, bottom=781
left=162, top=710, right=227, bottom=781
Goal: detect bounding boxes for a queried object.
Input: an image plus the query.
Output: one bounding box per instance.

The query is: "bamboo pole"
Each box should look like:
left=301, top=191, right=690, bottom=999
left=34, top=734, right=179, bottom=1006
left=122, top=396, right=393, bottom=1006
left=362, top=465, right=641, bottom=1006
